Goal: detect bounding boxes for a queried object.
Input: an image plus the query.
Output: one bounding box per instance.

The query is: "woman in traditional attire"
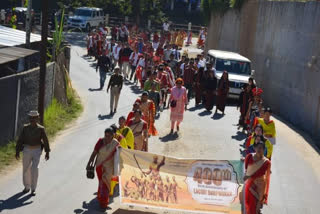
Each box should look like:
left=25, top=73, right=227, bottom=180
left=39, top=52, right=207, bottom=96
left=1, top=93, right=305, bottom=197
left=238, top=84, right=253, bottom=131
left=246, top=87, right=263, bottom=134
left=245, top=124, right=273, bottom=160
left=127, top=110, right=148, bottom=151
left=253, top=107, right=276, bottom=145
left=197, top=28, right=206, bottom=48
left=170, top=30, right=178, bottom=46
left=169, top=78, right=188, bottom=134
left=194, top=67, right=205, bottom=107
left=86, top=128, right=120, bottom=209
left=135, top=91, right=158, bottom=136
left=186, top=31, right=192, bottom=46
left=216, top=71, right=229, bottom=114
left=175, top=30, right=186, bottom=48
left=244, top=142, right=271, bottom=214
left=204, top=69, right=217, bottom=111
left=126, top=102, right=145, bottom=125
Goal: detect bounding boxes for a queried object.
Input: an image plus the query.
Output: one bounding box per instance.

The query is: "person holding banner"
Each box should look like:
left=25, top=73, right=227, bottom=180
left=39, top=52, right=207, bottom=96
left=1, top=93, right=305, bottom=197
left=127, top=110, right=148, bottom=151
left=86, top=128, right=120, bottom=209
left=244, top=142, right=271, bottom=214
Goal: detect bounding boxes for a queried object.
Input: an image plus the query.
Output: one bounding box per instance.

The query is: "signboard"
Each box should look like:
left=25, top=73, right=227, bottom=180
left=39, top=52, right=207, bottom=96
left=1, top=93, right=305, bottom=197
left=119, top=149, right=244, bottom=213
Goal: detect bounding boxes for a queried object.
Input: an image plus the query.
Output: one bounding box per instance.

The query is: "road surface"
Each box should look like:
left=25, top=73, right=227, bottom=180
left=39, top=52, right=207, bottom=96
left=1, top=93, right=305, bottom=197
left=0, top=33, right=319, bottom=214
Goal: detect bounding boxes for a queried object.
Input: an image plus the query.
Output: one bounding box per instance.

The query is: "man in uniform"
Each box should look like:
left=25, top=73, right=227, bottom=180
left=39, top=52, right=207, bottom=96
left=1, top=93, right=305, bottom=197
left=15, top=111, right=50, bottom=196
left=107, top=66, right=123, bottom=115
left=96, top=50, right=111, bottom=90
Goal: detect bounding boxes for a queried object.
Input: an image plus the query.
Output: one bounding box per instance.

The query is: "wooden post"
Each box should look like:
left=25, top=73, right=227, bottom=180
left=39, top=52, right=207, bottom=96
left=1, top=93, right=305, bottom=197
left=38, top=0, right=48, bottom=124
left=25, top=0, right=32, bottom=48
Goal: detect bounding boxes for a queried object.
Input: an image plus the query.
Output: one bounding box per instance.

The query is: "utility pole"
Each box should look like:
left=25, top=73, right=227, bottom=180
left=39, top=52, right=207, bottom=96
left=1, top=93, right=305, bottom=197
left=38, top=0, right=49, bottom=124
left=25, top=0, right=32, bottom=48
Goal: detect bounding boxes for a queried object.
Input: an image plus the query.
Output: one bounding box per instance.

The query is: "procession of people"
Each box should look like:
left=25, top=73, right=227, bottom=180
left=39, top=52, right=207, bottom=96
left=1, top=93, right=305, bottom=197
left=13, top=20, right=275, bottom=214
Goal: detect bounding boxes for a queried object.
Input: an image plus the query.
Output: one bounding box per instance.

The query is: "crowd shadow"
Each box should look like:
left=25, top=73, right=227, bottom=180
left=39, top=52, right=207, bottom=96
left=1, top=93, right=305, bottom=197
left=129, top=85, right=142, bottom=95
left=98, top=114, right=114, bottom=120
left=113, top=209, right=156, bottom=214
left=212, top=112, right=224, bottom=120
left=159, top=132, right=179, bottom=142
left=73, top=198, right=111, bottom=214
left=198, top=110, right=212, bottom=117
left=231, top=131, right=247, bottom=141
left=187, top=105, right=202, bottom=112
left=0, top=192, right=33, bottom=212
left=88, top=88, right=102, bottom=92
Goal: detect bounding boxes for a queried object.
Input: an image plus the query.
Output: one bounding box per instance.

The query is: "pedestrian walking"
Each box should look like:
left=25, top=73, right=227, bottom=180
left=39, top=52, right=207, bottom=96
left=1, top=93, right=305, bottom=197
left=117, top=116, right=135, bottom=150
left=203, top=68, right=217, bottom=111
left=96, top=51, right=111, bottom=90
left=15, top=111, right=50, bottom=196
left=129, top=49, right=139, bottom=83
left=107, top=66, right=123, bottom=115
left=169, top=78, right=187, bottom=134
left=244, top=142, right=271, bottom=214
left=86, top=128, right=120, bottom=210
left=119, top=43, right=132, bottom=80
left=215, top=71, right=229, bottom=114
left=127, top=110, right=148, bottom=151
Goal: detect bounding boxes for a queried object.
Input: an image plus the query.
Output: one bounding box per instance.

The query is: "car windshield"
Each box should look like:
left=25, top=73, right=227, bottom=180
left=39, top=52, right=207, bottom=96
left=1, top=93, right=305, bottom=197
left=75, top=9, right=91, bottom=17
left=216, top=58, right=251, bottom=75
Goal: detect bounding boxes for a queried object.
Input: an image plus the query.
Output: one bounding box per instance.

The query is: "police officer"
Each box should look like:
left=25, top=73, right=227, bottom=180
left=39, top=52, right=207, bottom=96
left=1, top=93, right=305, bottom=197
left=15, top=111, right=50, bottom=196
left=107, top=66, right=123, bottom=115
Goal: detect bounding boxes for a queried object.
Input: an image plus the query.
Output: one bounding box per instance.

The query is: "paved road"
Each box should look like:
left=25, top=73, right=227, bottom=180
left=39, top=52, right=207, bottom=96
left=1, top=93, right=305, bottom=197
left=0, top=33, right=319, bottom=214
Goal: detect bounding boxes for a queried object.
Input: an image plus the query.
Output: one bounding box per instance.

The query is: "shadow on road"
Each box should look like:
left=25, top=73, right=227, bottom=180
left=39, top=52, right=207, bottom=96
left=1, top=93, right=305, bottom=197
left=0, top=192, right=33, bottom=212
left=211, top=112, right=224, bottom=120
left=187, top=105, right=202, bottom=112
left=231, top=131, right=247, bottom=141
left=113, top=209, right=156, bottom=214
left=98, top=114, right=114, bottom=120
left=88, top=88, right=102, bottom=92
left=198, top=110, right=212, bottom=116
left=129, top=85, right=142, bottom=95
left=159, top=132, right=179, bottom=142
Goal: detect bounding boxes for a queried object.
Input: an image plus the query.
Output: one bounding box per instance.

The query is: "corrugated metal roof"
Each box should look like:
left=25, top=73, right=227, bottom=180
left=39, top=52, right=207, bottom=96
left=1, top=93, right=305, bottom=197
left=0, top=46, right=38, bottom=64
left=0, top=25, right=42, bottom=47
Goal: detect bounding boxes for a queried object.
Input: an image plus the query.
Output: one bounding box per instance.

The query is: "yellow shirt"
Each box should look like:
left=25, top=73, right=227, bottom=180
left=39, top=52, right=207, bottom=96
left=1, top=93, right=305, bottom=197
left=255, top=118, right=276, bottom=138
left=248, top=136, right=273, bottom=159
left=117, top=126, right=134, bottom=150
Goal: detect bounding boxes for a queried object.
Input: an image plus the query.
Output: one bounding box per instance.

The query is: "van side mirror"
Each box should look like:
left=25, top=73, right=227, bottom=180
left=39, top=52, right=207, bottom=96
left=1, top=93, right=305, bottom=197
left=251, top=70, right=255, bottom=76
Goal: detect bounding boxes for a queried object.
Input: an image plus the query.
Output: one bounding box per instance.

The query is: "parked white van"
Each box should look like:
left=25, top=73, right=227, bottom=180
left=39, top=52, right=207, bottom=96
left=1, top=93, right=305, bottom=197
left=206, top=49, right=254, bottom=99
left=67, top=7, right=104, bottom=31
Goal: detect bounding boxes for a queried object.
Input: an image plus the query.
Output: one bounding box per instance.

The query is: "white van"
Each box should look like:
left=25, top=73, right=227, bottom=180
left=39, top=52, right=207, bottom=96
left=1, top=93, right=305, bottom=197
left=67, top=7, right=104, bottom=31
left=206, top=49, right=254, bottom=99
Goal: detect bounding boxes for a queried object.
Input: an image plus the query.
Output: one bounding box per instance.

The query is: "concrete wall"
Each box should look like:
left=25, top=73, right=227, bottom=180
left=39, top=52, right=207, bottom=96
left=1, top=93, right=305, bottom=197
left=0, top=63, right=55, bottom=145
left=206, top=0, right=320, bottom=144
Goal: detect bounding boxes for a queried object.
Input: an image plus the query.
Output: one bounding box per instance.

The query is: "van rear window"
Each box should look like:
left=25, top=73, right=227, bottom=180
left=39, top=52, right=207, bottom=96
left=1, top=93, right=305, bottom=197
left=216, top=59, right=251, bottom=75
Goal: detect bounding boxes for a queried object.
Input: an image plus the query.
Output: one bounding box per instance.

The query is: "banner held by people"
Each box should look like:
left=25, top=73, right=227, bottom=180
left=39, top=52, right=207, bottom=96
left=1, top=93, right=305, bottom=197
left=119, top=148, right=244, bottom=213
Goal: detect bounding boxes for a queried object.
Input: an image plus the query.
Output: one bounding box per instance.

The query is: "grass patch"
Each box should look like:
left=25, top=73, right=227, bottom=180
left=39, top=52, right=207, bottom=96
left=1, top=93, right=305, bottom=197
left=0, top=85, right=83, bottom=172
left=0, top=141, right=16, bottom=170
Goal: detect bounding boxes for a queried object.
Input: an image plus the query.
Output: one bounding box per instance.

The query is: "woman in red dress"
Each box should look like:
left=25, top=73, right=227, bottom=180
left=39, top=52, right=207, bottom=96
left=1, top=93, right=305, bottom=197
left=244, top=142, right=271, bottom=214
left=86, top=128, right=120, bottom=209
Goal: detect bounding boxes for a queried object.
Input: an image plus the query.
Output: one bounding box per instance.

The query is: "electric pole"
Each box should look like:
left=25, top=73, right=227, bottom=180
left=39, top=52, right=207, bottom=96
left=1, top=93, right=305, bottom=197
left=38, top=0, right=49, bottom=124
left=25, top=0, right=32, bottom=48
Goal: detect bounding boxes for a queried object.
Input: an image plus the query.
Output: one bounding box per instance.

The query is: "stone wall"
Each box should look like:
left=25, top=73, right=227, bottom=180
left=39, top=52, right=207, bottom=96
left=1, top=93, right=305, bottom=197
left=206, top=0, right=320, bottom=144
left=0, top=63, right=55, bottom=145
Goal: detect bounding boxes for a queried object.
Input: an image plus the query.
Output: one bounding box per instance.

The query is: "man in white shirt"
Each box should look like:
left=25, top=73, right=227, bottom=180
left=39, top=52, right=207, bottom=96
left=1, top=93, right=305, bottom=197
left=112, top=42, right=122, bottom=68
left=163, top=45, right=172, bottom=62
left=129, top=49, right=139, bottom=82
left=163, top=21, right=170, bottom=32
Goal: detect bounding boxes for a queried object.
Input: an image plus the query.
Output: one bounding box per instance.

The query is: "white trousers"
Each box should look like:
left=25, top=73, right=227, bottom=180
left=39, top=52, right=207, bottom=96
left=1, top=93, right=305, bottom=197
left=23, top=147, right=42, bottom=190
left=121, top=62, right=130, bottom=79
left=110, top=87, right=121, bottom=111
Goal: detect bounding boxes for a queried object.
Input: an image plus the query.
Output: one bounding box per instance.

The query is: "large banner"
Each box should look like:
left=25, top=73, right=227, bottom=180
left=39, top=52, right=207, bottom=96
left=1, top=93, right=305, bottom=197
left=119, top=149, right=244, bottom=214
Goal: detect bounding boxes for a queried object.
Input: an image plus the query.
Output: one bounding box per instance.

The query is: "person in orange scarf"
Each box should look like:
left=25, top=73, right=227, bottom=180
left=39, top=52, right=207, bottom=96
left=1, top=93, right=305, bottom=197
left=135, top=91, right=157, bottom=136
